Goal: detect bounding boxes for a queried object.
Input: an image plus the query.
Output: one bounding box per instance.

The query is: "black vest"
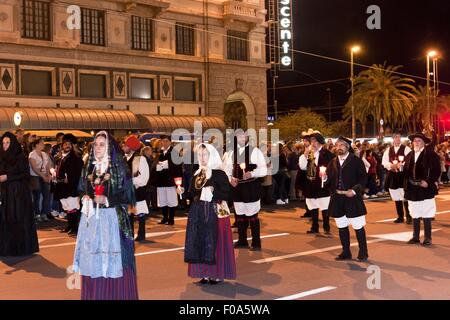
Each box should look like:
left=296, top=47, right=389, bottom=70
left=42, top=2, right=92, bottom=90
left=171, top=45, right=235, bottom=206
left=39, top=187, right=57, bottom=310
left=385, top=145, right=406, bottom=189
left=231, top=145, right=261, bottom=203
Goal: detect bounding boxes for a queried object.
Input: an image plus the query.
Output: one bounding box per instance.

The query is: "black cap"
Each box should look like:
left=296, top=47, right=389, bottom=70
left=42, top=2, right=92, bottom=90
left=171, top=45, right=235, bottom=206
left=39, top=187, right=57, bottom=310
left=408, top=132, right=431, bottom=144
left=62, top=133, right=77, bottom=145
left=160, top=134, right=171, bottom=141
left=309, top=132, right=326, bottom=145
left=337, top=136, right=352, bottom=147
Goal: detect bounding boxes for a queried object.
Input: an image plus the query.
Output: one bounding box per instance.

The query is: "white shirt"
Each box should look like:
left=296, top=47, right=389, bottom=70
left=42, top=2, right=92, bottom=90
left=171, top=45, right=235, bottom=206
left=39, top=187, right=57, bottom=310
left=414, top=147, right=424, bottom=162
left=382, top=144, right=412, bottom=170
left=338, top=152, right=350, bottom=166
left=29, top=150, right=50, bottom=177
left=223, top=145, right=267, bottom=181
left=298, top=146, right=322, bottom=170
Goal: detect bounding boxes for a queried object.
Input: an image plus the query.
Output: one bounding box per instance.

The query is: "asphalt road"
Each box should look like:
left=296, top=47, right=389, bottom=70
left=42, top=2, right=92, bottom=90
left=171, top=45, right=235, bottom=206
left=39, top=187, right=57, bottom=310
left=1, top=190, right=450, bottom=300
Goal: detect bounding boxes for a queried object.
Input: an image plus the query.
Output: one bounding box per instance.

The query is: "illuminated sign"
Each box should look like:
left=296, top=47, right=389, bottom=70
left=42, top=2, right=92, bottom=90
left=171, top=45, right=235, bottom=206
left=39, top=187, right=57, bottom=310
left=278, top=0, right=294, bottom=70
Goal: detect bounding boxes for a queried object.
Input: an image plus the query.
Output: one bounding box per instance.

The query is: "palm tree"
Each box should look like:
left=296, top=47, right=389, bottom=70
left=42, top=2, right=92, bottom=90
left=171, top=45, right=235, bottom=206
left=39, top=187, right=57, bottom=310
left=345, top=63, right=418, bottom=135
left=413, top=86, right=450, bottom=135
left=342, top=96, right=372, bottom=137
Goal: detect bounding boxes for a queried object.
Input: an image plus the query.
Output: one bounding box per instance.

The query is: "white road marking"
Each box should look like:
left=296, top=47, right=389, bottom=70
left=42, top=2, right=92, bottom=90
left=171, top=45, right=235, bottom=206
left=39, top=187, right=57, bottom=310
left=40, top=242, right=76, bottom=249
left=370, top=229, right=440, bottom=242
left=38, top=236, right=71, bottom=243
left=135, top=233, right=290, bottom=257
left=145, top=230, right=185, bottom=237
left=375, top=210, right=450, bottom=223
left=276, top=286, right=337, bottom=300
left=148, top=217, right=188, bottom=221
left=436, top=194, right=450, bottom=201
left=252, top=239, right=384, bottom=264
left=251, top=228, right=442, bottom=264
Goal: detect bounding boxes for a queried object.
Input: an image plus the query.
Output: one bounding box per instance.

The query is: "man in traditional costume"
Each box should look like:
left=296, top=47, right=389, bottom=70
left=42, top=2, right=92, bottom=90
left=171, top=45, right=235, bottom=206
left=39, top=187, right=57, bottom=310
left=403, top=132, right=441, bottom=246
left=298, top=130, right=335, bottom=235
left=122, top=135, right=149, bottom=242
left=324, top=137, right=369, bottom=261
left=382, top=131, right=412, bottom=224
left=224, top=130, right=267, bottom=251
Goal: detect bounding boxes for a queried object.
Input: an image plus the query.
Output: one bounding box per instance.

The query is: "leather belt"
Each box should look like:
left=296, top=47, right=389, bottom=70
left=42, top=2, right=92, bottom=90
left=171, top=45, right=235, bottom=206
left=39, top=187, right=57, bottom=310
left=408, top=179, right=422, bottom=186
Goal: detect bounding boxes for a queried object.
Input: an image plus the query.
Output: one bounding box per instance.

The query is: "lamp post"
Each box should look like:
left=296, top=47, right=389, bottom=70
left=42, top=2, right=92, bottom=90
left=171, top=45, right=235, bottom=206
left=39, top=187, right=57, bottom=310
left=426, top=50, right=437, bottom=128
left=350, top=45, right=360, bottom=142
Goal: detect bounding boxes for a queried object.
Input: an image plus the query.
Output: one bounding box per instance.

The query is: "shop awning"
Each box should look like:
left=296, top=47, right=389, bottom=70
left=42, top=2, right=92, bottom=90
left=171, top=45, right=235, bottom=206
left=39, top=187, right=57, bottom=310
left=137, top=115, right=225, bottom=133
left=25, top=130, right=93, bottom=138
left=0, top=107, right=140, bottom=130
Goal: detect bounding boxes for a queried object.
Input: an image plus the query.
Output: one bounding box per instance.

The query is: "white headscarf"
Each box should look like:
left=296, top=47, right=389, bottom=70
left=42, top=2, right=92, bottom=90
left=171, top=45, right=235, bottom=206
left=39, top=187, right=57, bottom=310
left=194, top=143, right=223, bottom=179
left=92, top=130, right=110, bottom=175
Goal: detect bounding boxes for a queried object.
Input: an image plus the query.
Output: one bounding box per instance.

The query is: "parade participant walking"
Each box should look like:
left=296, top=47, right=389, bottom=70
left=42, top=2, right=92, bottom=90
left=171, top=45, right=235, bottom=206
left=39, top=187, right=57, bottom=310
left=73, top=131, right=138, bottom=300
left=0, top=132, right=39, bottom=256
left=403, top=133, right=441, bottom=246
left=53, top=134, right=83, bottom=235
left=122, top=135, right=149, bottom=242
left=298, top=130, right=335, bottom=235
left=183, top=143, right=236, bottom=285
left=382, top=131, right=412, bottom=224
left=155, top=135, right=182, bottom=226
left=299, top=130, right=314, bottom=218
left=224, top=130, right=267, bottom=251
left=323, top=137, right=369, bottom=261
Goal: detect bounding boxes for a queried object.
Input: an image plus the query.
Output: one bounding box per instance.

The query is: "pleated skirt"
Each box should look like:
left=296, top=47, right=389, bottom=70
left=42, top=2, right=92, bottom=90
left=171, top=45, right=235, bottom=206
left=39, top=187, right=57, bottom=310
left=188, top=216, right=237, bottom=281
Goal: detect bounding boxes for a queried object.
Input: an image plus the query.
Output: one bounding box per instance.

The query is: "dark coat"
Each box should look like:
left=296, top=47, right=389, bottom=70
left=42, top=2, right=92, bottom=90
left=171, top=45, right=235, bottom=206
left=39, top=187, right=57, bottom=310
left=155, top=146, right=183, bottom=187
left=303, top=147, right=335, bottom=199
left=0, top=132, right=39, bottom=256
left=403, top=148, right=441, bottom=202
left=326, top=153, right=368, bottom=218
left=53, top=150, right=83, bottom=200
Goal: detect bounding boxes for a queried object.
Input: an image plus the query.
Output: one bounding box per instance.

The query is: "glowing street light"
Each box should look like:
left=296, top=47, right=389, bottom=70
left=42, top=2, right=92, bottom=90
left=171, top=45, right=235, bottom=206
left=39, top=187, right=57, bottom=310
left=350, top=45, right=361, bottom=142
left=426, top=50, right=439, bottom=128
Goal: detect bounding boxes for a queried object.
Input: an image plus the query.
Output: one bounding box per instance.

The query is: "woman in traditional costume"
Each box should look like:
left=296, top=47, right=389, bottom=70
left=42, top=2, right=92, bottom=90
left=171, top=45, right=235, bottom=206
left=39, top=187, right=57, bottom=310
left=73, top=131, right=138, bottom=300
left=183, top=143, right=236, bottom=285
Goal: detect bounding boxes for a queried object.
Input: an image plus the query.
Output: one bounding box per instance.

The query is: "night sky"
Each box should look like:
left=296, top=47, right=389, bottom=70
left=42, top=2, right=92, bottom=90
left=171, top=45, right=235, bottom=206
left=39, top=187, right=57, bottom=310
left=267, top=0, right=450, bottom=121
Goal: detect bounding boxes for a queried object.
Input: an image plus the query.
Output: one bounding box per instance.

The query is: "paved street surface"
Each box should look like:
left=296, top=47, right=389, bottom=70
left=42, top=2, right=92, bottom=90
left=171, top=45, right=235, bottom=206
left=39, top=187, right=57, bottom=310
left=2, top=190, right=450, bottom=300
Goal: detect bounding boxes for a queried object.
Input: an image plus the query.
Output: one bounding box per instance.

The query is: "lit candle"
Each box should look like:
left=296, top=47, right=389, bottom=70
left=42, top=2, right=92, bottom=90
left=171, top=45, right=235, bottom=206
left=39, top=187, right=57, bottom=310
left=319, top=166, right=327, bottom=188
left=240, top=163, right=246, bottom=171
left=174, top=177, right=183, bottom=199
left=398, top=155, right=404, bottom=162
left=392, top=160, right=398, bottom=165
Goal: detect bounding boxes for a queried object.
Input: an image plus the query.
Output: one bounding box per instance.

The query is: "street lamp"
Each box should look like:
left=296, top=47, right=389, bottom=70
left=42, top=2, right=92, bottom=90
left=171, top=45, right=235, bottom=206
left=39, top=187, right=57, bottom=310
left=350, top=45, right=361, bottom=142
left=426, top=50, right=438, bottom=129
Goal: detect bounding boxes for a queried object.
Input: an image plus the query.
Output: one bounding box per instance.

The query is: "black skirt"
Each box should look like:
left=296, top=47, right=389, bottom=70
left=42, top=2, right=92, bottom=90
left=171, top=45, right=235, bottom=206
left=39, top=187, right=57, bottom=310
left=0, top=180, right=39, bottom=256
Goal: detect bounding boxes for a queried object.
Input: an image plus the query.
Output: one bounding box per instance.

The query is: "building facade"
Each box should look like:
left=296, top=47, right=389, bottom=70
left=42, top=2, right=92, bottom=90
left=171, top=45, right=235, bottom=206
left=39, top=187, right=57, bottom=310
left=0, top=0, right=268, bottom=135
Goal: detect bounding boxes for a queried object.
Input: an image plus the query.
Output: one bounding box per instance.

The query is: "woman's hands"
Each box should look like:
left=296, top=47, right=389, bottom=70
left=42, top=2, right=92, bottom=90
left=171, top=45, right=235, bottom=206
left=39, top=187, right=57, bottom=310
left=94, top=195, right=107, bottom=205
